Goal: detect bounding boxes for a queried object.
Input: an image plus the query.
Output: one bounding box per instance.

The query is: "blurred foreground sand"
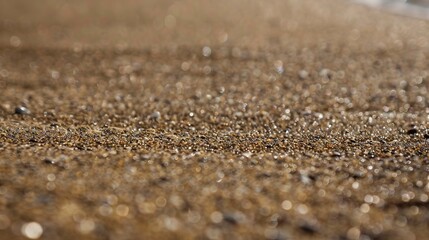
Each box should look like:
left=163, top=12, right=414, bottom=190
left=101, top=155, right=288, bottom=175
left=1, top=0, right=429, bottom=239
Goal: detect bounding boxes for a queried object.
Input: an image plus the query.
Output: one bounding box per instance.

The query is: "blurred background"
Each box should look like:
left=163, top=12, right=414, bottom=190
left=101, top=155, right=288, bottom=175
left=1, top=0, right=429, bottom=49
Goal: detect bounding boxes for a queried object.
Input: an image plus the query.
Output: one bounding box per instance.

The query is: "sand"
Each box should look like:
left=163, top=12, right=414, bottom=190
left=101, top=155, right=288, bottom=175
left=1, top=0, right=429, bottom=239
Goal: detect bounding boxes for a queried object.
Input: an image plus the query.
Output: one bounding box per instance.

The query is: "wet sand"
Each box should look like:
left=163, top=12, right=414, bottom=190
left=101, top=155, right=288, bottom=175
left=1, top=0, right=429, bottom=239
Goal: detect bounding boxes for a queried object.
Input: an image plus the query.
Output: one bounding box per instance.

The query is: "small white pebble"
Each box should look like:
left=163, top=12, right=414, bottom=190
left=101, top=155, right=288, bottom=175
left=149, top=111, right=161, bottom=121
left=298, top=70, right=309, bottom=79
left=319, top=68, right=330, bottom=78
left=202, top=46, right=212, bottom=57
left=281, top=200, right=292, bottom=210
left=21, top=222, right=43, bottom=239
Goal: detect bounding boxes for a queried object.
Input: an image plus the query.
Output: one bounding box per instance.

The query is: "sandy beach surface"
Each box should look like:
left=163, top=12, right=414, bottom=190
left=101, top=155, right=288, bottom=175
left=1, top=0, right=429, bottom=239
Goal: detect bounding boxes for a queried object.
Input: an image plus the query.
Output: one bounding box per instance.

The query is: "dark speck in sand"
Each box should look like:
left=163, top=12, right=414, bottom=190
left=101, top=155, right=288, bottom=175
left=298, top=221, right=319, bottom=234
left=407, top=128, right=418, bottom=135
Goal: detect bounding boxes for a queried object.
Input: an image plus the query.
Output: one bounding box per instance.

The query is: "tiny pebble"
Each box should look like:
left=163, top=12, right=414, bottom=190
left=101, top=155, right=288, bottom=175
left=149, top=111, right=161, bottom=121
left=202, top=46, right=212, bottom=57
left=331, top=151, right=342, bottom=157
left=15, top=106, right=31, bottom=115
left=43, top=159, right=56, bottom=165
left=223, top=213, right=238, bottom=225
left=298, top=70, right=309, bottom=79
left=21, top=222, right=43, bottom=239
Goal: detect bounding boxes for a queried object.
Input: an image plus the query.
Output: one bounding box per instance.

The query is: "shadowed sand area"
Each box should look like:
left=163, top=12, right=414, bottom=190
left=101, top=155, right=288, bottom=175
left=1, top=0, right=429, bottom=239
